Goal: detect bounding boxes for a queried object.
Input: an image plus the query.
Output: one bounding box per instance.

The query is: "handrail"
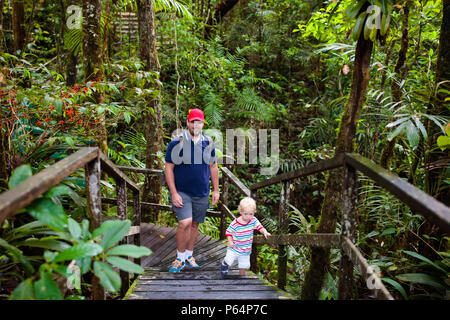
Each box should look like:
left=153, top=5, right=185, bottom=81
left=220, top=166, right=251, bottom=197
left=344, top=153, right=450, bottom=233
left=249, top=154, right=345, bottom=191
left=0, top=147, right=99, bottom=223
left=0, top=147, right=142, bottom=299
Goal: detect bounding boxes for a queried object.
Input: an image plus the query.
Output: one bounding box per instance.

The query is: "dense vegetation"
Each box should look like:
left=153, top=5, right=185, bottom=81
left=0, top=0, right=448, bottom=300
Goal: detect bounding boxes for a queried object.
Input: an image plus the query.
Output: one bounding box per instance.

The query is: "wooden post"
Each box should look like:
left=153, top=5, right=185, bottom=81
left=85, top=157, right=105, bottom=300
left=250, top=190, right=258, bottom=274
left=338, top=164, right=358, bottom=299
left=116, top=179, right=129, bottom=297
left=278, top=181, right=289, bottom=290
left=220, top=175, right=229, bottom=240
left=133, top=189, right=141, bottom=266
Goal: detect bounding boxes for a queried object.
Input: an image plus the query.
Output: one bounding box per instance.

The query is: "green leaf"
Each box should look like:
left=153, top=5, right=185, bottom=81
left=44, top=184, right=74, bottom=198
left=380, top=228, right=396, bottom=236
left=9, top=278, right=35, bottom=300
left=17, top=238, right=71, bottom=251
left=100, top=220, right=131, bottom=250
left=54, top=242, right=103, bottom=263
left=406, top=120, right=420, bottom=148
left=106, top=256, right=144, bottom=274
left=107, top=244, right=152, bottom=258
left=345, top=0, right=366, bottom=19
left=437, top=135, right=450, bottom=151
left=68, top=218, right=82, bottom=240
left=352, top=12, right=367, bottom=41
left=387, top=120, right=408, bottom=141
left=0, top=238, right=35, bottom=277
left=26, top=198, right=68, bottom=231
left=396, top=273, right=445, bottom=290
left=402, top=251, right=448, bottom=274
left=34, top=272, right=63, bottom=300
left=8, top=164, right=32, bottom=189
left=94, top=261, right=121, bottom=293
left=381, top=278, right=408, bottom=300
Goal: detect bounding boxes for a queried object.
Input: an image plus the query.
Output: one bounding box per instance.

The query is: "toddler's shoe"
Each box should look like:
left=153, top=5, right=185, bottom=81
left=185, top=256, right=200, bottom=269
left=220, top=261, right=229, bottom=278
left=169, top=258, right=185, bottom=272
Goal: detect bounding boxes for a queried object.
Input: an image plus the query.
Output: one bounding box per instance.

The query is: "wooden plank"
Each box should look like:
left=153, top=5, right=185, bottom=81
left=345, top=153, right=450, bottom=233
left=249, top=154, right=345, bottom=191
left=218, top=202, right=236, bottom=220
left=139, top=270, right=258, bottom=280
left=220, top=167, right=251, bottom=197
left=127, top=290, right=286, bottom=300
left=133, top=284, right=277, bottom=292
left=98, top=152, right=139, bottom=193
left=278, top=181, right=289, bottom=290
left=116, top=166, right=162, bottom=175
left=0, top=147, right=98, bottom=224
left=341, top=236, right=394, bottom=300
left=145, top=228, right=178, bottom=266
left=126, top=226, right=140, bottom=237
left=136, top=279, right=264, bottom=286
left=253, top=233, right=341, bottom=248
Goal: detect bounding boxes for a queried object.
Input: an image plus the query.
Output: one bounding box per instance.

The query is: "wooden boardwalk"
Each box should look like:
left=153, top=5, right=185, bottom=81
left=126, top=223, right=290, bottom=300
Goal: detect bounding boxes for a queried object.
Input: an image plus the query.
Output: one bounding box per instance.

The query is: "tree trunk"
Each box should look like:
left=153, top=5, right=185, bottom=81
left=82, top=0, right=107, bottom=154
left=428, top=0, right=450, bottom=202
left=380, top=1, right=410, bottom=169
left=301, top=7, right=374, bottom=300
left=12, top=0, right=25, bottom=53
left=205, top=0, right=240, bottom=39
left=419, top=0, right=450, bottom=259
left=137, top=0, right=164, bottom=221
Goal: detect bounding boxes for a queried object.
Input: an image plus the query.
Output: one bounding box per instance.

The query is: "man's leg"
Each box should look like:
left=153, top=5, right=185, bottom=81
left=186, top=221, right=199, bottom=251
left=176, top=218, right=193, bottom=254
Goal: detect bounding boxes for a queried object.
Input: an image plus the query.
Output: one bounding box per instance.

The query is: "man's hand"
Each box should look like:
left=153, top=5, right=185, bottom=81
left=171, top=192, right=183, bottom=208
left=211, top=190, right=219, bottom=206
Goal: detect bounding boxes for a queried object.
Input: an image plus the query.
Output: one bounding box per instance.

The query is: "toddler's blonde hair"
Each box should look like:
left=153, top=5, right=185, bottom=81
left=238, top=197, right=256, bottom=213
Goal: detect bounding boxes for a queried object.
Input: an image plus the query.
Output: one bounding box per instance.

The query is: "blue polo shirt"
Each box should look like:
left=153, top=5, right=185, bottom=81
left=165, top=130, right=216, bottom=197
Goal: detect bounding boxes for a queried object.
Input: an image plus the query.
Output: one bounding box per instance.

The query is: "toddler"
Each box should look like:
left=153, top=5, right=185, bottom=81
left=221, top=197, right=270, bottom=277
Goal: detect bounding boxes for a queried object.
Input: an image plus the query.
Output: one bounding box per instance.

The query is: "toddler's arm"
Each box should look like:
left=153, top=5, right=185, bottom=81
left=259, top=227, right=271, bottom=239
left=226, top=235, right=234, bottom=248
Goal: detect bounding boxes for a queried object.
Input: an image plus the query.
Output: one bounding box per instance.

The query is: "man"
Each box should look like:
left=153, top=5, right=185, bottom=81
left=164, top=108, right=220, bottom=272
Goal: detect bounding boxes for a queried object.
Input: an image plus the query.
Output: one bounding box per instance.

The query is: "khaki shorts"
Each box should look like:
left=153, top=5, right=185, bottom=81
left=169, top=191, right=209, bottom=223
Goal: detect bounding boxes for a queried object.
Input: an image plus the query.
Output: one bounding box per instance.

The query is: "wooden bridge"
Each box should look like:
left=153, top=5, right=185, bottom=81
left=0, top=147, right=449, bottom=300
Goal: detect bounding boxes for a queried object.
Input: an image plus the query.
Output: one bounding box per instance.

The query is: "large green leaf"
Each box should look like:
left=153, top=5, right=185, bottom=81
left=93, top=261, right=121, bottom=293
left=8, top=164, right=32, bottom=189
left=34, top=272, right=63, bottom=300
left=54, top=242, right=103, bottom=263
left=402, top=250, right=448, bottom=274
left=100, top=220, right=131, bottom=250
left=68, top=218, right=82, bottom=240
left=381, top=278, right=408, bottom=300
left=396, top=273, right=445, bottom=290
left=0, top=238, right=35, bottom=276
left=26, top=198, right=68, bottom=231
left=107, top=244, right=151, bottom=258
left=106, top=256, right=144, bottom=274
left=44, top=184, right=74, bottom=198
left=9, top=278, right=35, bottom=300
left=17, top=238, right=71, bottom=251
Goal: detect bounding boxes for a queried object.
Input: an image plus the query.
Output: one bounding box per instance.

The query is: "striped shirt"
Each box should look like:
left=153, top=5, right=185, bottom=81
left=225, top=217, right=263, bottom=255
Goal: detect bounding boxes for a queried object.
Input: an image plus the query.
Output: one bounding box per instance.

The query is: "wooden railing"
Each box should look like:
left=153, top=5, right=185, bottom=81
left=219, top=153, right=450, bottom=300
left=0, top=147, right=141, bottom=299
left=5, top=147, right=446, bottom=300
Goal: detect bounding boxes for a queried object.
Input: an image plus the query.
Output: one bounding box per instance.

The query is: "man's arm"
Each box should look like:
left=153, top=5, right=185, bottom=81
left=165, top=162, right=183, bottom=207
left=210, top=162, right=219, bottom=205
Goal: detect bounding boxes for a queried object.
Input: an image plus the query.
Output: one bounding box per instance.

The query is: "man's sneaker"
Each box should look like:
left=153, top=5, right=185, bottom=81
left=185, top=256, right=200, bottom=269
left=169, top=258, right=185, bottom=272
left=221, top=262, right=229, bottom=278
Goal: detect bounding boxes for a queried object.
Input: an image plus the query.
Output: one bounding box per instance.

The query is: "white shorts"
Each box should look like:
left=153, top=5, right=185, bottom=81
left=223, top=248, right=251, bottom=269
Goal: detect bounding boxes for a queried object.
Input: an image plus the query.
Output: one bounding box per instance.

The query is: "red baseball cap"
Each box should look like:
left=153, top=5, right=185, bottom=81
left=188, top=108, right=204, bottom=122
